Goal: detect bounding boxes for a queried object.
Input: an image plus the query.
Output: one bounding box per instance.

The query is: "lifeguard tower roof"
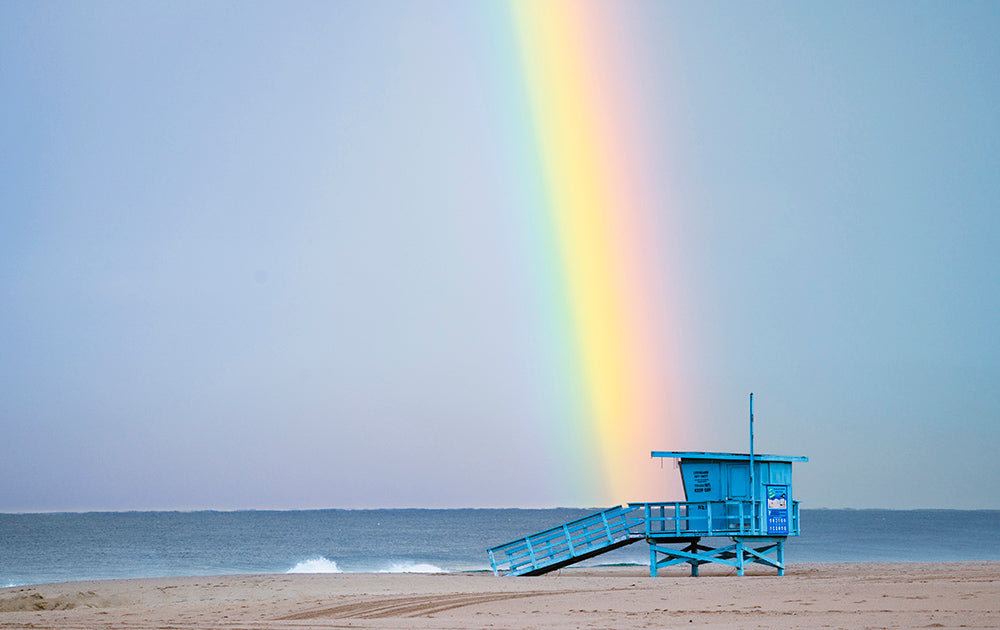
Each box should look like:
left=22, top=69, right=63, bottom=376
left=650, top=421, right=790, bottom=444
left=652, top=451, right=808, bottom=462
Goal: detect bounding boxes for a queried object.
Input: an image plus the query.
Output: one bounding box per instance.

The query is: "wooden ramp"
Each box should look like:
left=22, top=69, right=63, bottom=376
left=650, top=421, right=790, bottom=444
left=487, top=505, right=645, bottom=576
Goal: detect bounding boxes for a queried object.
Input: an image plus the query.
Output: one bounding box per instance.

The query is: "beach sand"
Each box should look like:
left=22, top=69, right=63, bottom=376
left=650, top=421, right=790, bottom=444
left=1, top=562, right=997, bottom=629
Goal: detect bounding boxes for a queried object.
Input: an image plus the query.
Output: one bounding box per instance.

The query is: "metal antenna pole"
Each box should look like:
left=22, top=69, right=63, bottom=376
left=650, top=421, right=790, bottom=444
left=750, top=392, right=755, bottom=533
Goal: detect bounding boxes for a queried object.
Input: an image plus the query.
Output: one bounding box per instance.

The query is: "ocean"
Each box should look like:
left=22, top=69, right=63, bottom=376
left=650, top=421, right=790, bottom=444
left=2, top=509, right=998, bottom=587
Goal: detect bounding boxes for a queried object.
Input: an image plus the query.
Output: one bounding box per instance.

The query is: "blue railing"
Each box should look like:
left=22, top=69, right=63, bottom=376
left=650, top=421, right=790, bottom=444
left=488, top=505, right=644, bottom=576
left=630, top=500, right=801, bottom=537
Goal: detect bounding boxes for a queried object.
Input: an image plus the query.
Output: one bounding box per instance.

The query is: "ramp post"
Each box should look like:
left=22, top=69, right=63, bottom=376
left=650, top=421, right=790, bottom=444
left=600, top=511, right=614, bottom=542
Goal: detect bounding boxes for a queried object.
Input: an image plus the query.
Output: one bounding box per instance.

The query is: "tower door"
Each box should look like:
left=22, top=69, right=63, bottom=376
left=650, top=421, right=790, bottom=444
left=726, top=465, right=751, bottom=531
left=728, top=465, right=750, bottom=499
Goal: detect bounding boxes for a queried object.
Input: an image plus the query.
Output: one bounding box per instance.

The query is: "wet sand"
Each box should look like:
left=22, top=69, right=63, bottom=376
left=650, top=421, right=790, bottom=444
left=1, top=562, right=997, bottom=629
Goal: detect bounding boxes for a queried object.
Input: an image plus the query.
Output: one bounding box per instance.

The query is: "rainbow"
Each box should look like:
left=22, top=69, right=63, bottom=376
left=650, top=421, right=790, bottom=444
left=504, top=0, right=685, bottom=505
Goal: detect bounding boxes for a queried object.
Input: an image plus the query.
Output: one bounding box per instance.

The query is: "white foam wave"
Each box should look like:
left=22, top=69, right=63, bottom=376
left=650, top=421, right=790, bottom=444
left=379, top=562, right=445, bottom=574
left=286, top=557, right=342, bottom=574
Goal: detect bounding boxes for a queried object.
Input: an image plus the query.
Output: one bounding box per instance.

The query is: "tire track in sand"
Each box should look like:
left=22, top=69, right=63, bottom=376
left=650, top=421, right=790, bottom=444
left=279, top=590, right=572, bottom=619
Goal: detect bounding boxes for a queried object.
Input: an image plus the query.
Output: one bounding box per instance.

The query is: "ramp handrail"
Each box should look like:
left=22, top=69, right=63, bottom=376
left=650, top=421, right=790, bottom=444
left=488, top=505, right=644, bottom=576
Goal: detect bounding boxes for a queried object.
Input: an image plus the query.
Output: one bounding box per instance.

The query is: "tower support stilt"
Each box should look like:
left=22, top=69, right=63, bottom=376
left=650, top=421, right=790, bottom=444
left=648, top=536, right=786, bottom=576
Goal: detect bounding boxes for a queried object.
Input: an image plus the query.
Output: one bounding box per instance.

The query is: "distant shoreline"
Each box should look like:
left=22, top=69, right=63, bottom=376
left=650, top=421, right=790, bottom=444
left=4, top=559, right=1000, bottom=587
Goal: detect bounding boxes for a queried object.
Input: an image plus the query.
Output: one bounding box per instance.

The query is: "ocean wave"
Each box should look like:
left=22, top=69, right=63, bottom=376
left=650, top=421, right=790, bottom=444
left=286, top=557, right=342, bottom=573
left=378, top=562, right=445, bottom=573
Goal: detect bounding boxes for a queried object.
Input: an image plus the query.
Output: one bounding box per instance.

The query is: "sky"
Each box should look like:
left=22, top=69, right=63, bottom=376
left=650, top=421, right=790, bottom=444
left=2, top=1, right=998, bottom=512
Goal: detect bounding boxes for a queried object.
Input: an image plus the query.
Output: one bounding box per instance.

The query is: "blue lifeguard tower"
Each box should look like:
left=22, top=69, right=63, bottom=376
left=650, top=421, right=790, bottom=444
left=488, top=396, right=808, bottom=577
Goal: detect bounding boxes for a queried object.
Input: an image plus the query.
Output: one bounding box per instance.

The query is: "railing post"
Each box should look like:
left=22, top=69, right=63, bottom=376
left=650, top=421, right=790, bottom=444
left=600, top=511, right=614, bottom=543
left=525, top=537, right=537, bottom=569
left=563, top=524, right=575, bottom=556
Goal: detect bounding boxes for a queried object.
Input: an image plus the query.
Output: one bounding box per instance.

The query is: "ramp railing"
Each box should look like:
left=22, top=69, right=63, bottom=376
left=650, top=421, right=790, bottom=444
left=487, top=505, right=645, bottom=576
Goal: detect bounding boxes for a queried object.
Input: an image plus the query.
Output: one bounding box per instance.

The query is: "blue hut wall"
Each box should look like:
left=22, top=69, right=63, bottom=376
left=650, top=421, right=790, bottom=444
left=679, top=459, right=793, bottom=503
left=676, top=458, right=794, bottom=530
